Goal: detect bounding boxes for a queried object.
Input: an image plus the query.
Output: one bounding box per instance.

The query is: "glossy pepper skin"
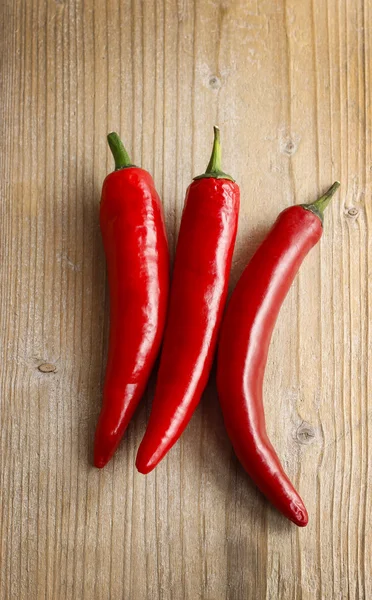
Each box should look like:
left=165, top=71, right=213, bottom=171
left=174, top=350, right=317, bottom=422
left=217, top=182, right=340, bottom=527
left=94, top=133, right=169, bottom=468
left=136, top=127, right=240, bottom=474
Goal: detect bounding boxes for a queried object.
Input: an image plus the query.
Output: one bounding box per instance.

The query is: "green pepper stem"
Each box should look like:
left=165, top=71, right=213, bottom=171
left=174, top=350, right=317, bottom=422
left=303, top=181, right=340, bottom=223
left=206, top=126, right=222, bottom=174
left=312, top=181, right=340, bottom=213
left=107, top=132, right=133, bottom=170
left=193, top=126, right=235, bottom=182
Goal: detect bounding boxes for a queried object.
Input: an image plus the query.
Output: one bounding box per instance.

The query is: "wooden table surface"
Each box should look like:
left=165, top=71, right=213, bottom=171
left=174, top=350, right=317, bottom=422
left=1, top=0, right=371, bottom=598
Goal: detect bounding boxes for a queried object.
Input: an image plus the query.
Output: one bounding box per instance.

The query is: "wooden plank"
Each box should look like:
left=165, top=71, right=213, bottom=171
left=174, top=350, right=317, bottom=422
left=0, top=0, right=371, bottom=598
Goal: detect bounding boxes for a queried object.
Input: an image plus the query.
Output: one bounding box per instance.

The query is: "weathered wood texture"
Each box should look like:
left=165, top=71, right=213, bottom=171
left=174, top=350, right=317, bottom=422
left=0, top=0, right=370, bottom=598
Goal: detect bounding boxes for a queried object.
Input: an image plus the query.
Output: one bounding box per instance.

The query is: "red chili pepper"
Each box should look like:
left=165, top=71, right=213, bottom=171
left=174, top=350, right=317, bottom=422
left=217, top=182, right=340, bottom=527
left=94, top=133, right=169, bottom=468
left=136, top=127, right=240, bottom=474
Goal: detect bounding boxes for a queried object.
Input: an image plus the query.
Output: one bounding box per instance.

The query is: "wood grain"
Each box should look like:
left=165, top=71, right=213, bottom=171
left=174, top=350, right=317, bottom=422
left=0, top=0, right=371, bottom=598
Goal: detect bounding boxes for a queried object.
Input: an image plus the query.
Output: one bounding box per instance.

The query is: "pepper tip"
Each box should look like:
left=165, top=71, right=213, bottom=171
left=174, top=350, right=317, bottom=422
left=135, top=455, right=155, bottom=475
left=290, top=501, right=308, bottom=527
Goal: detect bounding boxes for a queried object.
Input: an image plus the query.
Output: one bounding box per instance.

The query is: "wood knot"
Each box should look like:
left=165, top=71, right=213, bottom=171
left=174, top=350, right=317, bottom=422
left=209, top=75, right=222, bottom=90
left=296, top=422, right=316, bottom=445
left=346, top=207, right=359, bottom=218
left=284, top=140, right=295, bottom=155
left=279, top=134, right=300, bottom=156
left=38, top=363, right=57, bottom=373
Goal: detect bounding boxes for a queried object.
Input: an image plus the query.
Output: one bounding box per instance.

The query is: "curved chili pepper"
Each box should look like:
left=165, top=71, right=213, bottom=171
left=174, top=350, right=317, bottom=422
left=136, top=127, right=240, bottom=474
left=94, top=133, right=169, bottom=468
left=216, top=182, right=340, bottom=526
